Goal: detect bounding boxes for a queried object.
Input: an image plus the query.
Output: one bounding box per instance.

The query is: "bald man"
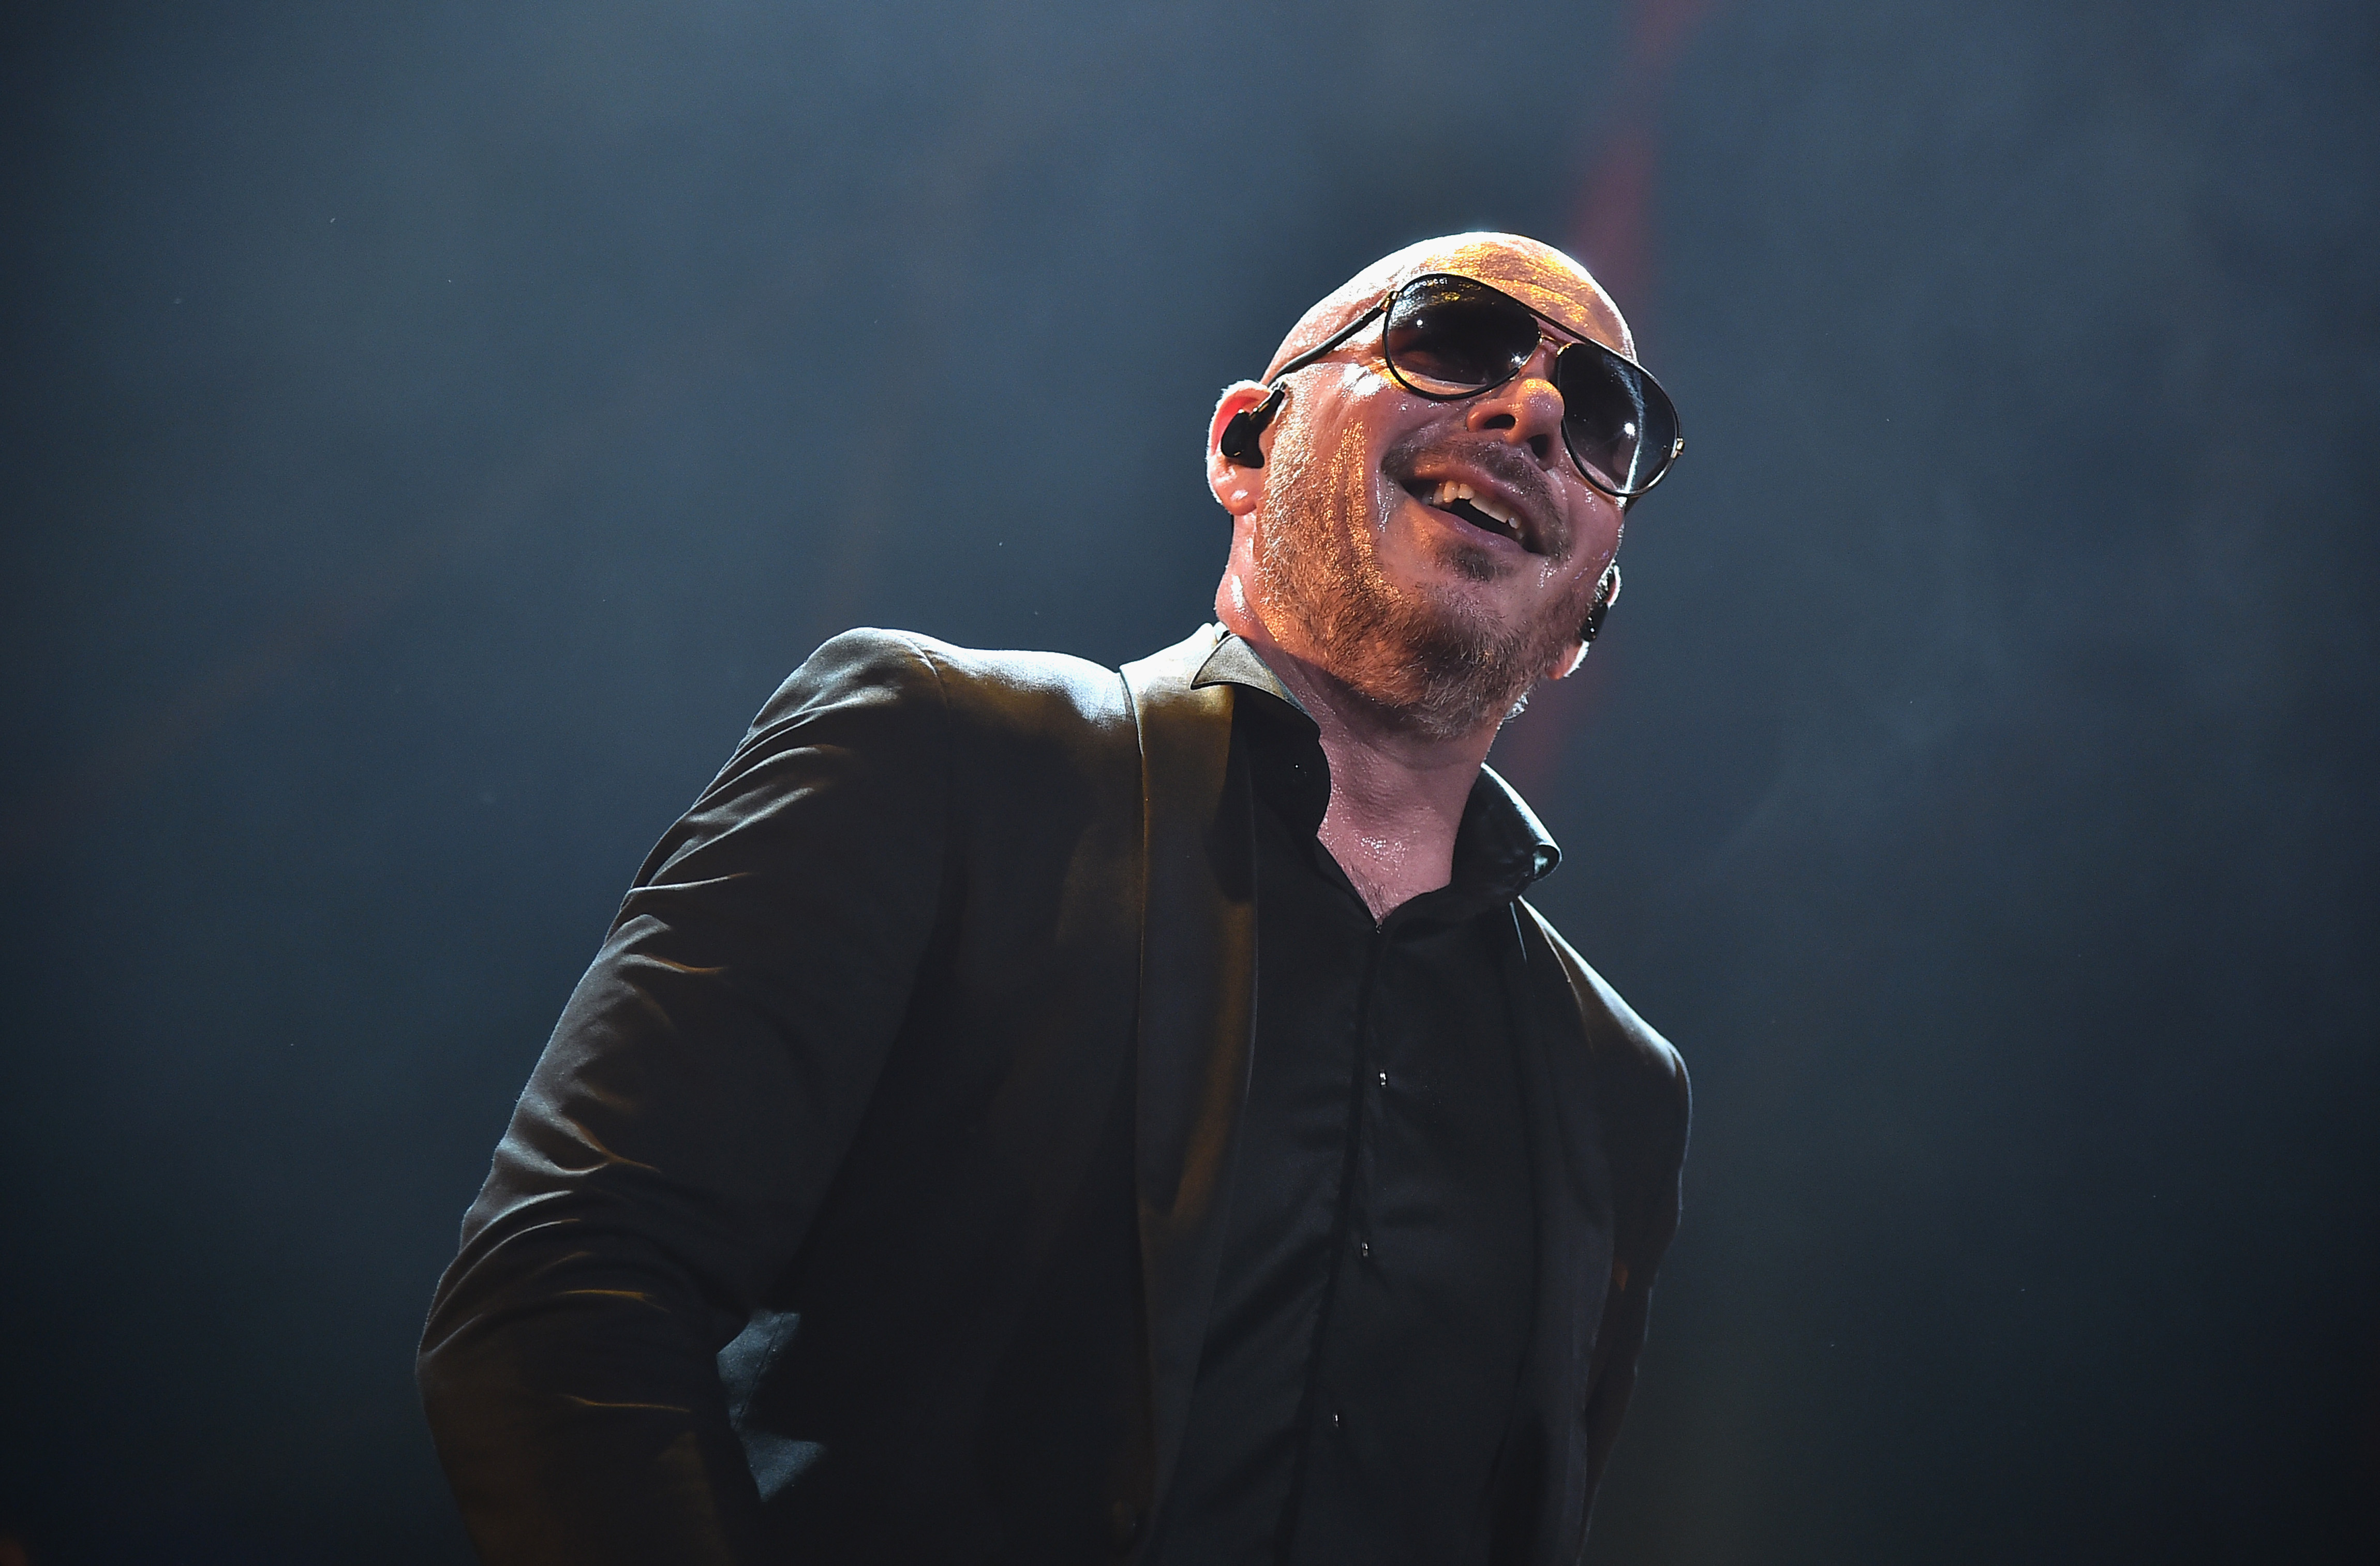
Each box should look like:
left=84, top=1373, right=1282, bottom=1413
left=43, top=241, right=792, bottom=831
left=421, top=233, right=1690, bottom=1566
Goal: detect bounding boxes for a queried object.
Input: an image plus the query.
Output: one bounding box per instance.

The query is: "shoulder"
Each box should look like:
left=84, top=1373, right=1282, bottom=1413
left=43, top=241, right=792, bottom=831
left=656, top=629, right=1140, bottom=886
left=731, top=630, right=1143, bottom=828
left=1517, top=900, right=1690, bottom=1134
left=754, top=627, right=1121, bottom=717
left=759, top=627, right=1128, bottom=730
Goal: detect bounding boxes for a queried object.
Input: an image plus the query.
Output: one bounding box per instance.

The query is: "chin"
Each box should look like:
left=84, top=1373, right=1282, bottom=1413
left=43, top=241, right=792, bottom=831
left=1256, top=484, right=1588, bottom=736
left=1439, top=541, right=1507, bottom=586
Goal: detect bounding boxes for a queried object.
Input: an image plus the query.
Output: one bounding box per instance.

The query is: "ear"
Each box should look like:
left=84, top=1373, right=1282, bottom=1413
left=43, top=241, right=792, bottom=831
left=1207, top=381, right=1274, bottom=517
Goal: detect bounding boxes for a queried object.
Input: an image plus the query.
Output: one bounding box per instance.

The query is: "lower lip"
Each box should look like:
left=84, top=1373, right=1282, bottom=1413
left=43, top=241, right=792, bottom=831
left=1411, top=496, right=1529, bottom=554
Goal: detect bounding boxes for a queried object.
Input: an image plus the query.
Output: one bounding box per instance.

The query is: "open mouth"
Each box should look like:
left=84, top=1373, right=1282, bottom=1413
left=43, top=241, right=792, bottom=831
left=1406, top=478, right=1531, bottom=550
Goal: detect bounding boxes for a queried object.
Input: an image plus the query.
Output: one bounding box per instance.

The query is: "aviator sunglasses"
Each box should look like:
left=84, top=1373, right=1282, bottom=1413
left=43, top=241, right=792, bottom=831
left=1219, top=272, right=1684, bottom=505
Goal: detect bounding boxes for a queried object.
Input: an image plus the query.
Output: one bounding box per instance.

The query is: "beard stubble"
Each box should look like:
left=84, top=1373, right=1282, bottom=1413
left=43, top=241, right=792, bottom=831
left=1252, top=423, right=1605, bottom=741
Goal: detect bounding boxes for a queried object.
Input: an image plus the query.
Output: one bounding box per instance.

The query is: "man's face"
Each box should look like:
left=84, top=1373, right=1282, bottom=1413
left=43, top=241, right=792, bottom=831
left=1226, top=237, right=1630, bottom=739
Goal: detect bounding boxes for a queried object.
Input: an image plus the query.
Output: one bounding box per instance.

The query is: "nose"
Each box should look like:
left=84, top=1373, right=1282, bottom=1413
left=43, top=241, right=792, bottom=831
left=1463, top=344, right=1566, bottom=468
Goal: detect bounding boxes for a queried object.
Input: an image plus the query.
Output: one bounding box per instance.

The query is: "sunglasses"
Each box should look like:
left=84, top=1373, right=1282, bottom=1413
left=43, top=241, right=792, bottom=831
left=1223, top=272, right=1684, bottom=505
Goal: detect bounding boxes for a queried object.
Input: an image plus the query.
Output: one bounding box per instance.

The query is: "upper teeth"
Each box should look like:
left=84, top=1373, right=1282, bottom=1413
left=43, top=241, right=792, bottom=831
left=1431, top=480, right=1519, bottom=533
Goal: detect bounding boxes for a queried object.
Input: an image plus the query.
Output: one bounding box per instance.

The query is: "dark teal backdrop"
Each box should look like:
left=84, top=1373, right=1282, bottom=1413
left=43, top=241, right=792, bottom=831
left=3, top=2, right=2373, bottom=1561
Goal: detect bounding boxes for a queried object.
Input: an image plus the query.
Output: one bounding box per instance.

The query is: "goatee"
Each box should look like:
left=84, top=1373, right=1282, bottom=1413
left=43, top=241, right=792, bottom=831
left=1253, top=430, right=1603, bottom=741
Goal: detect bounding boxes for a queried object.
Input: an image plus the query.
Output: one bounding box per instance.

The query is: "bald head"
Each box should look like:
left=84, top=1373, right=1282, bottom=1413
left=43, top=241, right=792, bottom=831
left=1260, top=232, right=1633, bottom=383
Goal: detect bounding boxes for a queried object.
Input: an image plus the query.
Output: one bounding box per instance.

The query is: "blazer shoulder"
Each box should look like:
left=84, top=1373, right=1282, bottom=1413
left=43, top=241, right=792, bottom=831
left=743, top=625, right=940, bottom=731
left=730, top=630, right=1135, bottom=790
left=771, top=627, right=1130, bottom=734
left=1518, top=899, right=1689, bottom=1122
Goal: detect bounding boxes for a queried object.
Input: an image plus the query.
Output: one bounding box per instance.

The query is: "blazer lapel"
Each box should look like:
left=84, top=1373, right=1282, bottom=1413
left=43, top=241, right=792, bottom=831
left=1119, top=623, right=1259, bottom=1529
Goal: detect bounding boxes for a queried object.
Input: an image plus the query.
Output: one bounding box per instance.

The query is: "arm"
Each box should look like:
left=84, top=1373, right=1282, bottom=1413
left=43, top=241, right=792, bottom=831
left=1514, top=901, right=1691, bottom=1546
left=1576, top=1035, right=1689, bottom=1521
left=418, top=630, right=953, bottom=1565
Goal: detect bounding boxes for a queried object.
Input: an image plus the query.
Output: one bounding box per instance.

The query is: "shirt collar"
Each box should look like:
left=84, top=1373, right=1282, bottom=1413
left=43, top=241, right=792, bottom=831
left=1189, top=629, right=1561, bottom=897
left=1465, top=763, right=1561, bottom=891
left=1191, top=629, right=1310, bottom=717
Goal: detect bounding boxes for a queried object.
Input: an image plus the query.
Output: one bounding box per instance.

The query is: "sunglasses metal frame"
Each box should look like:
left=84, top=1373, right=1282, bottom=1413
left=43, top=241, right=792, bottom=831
left=1253, top=271, right=1684, bottom=504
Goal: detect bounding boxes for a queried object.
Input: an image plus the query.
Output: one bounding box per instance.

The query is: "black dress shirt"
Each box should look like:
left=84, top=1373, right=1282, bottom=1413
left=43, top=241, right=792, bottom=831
left=1155, top=639, right=1558, bottom=1566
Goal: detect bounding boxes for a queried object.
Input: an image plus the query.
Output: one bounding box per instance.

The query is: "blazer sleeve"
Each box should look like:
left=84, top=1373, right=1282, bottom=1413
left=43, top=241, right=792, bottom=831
left=1518, top=902, right=1691, bottom=1543
left=1577, top=1025, right=1689, bottom=1525
left=416, top=629, right=956, bottom=1566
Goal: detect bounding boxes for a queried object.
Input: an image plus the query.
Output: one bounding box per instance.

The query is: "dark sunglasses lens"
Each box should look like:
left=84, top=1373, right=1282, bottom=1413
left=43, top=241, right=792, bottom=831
left=1556, top=342, right=1678, bottom=497
left=1382, top=276, right=1541, bottom=395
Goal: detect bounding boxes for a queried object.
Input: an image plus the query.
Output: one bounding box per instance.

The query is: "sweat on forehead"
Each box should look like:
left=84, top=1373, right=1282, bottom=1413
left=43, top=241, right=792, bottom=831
left=1261, top=231, right=1631, bottom=381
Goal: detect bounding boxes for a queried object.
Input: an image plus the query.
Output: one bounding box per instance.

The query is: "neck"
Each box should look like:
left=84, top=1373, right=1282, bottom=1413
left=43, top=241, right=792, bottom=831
left=1232, top=618, right=1498, bottom=923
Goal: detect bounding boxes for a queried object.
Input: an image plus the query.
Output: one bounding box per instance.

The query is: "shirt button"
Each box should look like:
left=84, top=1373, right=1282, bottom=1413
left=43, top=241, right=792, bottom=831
left=1331, top=1411, right=1343, bottom=1429
left=1375, top=1071, right=1389, bottom=1087
left=1358, top=1240, right=1372, bottom=1258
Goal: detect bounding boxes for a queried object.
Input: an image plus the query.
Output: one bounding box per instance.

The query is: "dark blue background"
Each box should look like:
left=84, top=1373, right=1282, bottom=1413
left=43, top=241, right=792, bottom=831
left=3, top=2, right=2374, bottom=1560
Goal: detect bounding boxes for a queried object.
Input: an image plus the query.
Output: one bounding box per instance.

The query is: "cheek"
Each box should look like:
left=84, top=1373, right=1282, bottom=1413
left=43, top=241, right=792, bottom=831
left=1329, top=424, right=1384, bottom=531
left=1572, top=493, right=1626, bottom=571
left=1518, top=494, right=1624, bottom=598
left=1336, top=385, right=1448, bottom=541
left=1323, top=374, right=1404, bottom=509
left=1278, top=377, right=1406, bottom=540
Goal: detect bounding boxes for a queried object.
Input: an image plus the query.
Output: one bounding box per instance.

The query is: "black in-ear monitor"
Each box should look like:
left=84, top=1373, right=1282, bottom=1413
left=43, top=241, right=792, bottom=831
left=1580, top=561, right=1620, bottom=645
left=1217, top=386, right=1286, bottom=467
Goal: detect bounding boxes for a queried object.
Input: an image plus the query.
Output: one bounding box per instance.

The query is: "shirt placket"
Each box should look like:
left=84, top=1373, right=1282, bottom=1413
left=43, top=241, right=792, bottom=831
left=1283, top=912, right=1407, bottom=1555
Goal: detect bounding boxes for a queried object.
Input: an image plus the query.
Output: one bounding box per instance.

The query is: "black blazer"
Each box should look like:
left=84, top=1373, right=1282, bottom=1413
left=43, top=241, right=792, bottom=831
left=419, top=624, right=1689, bottom=1566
